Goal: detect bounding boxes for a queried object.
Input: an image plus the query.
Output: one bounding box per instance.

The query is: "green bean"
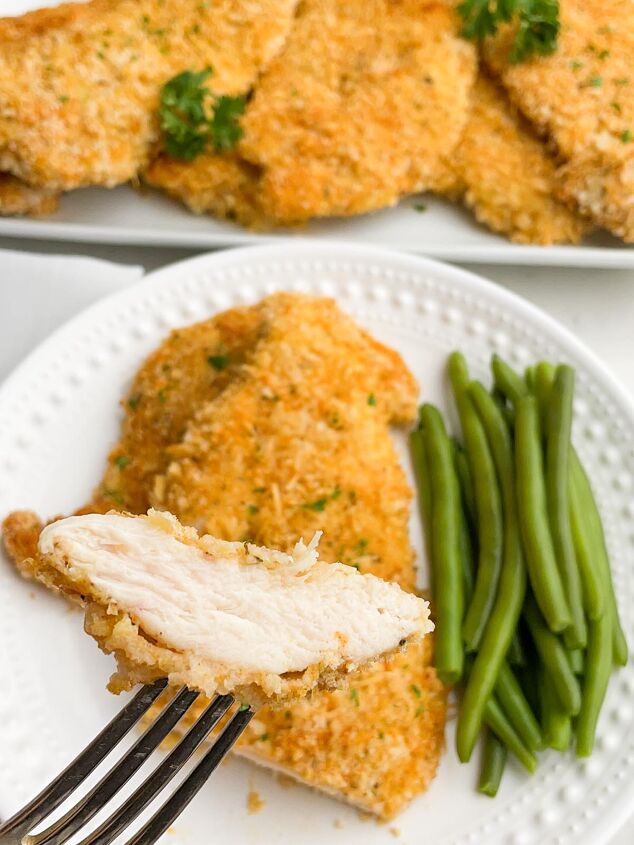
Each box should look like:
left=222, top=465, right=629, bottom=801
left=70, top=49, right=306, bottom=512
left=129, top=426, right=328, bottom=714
left=518, top=660, right=541, bottom=721
left=533, top=361, right=556, bottom=431
left=479, top=732, right=507, bottom=797
left=507, top=630, right=526, bottom=667
left=456, top=383, right=526, bottom=762
left=576, top=614, right=613, bottom=756
left=545, top=366, right=586, bottom=649
left=448, top=353, right=504, bottom=651
left=419, top=404, right=464, bottom=684
left=569, top=472, right=605, bottom=620
left=525, top=365, right=536, bottom=392
left=484, top=698, right=537, bottom=774
left=410, top=427, right=432, bottom=562
left=567, top=648, right=585, bottom=675
left=495, top=662, right=543, bottom=751
left=539, top=666, right=572, bottom=751
left=453, top=444, right=476, bottom=604
left=491, top=354, right=529, bottom=406
left=571, top=451, right=628, bottom=666
left=453, top=440, right=476, bottom=530
left=524, top=594, right=581, bottom=715
left=515, top=395, right=571, bottom=633
left=469, top=381, right=526, bottom=680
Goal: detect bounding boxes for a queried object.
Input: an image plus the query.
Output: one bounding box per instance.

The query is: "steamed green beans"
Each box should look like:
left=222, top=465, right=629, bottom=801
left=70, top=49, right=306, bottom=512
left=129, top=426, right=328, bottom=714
left=419, top=404, right=464, bottom=684
left=545, top=366, right=586, bottom=649
left=524, top=595, right=581, bottom=715
left=456, top=384, right=526, bottom=762
left=449, top=353, right=503, bottom=652
left=479, top=733, right=507, bottom=797
left=571, top=451, right=628, bottom=666
left=576, top=614, right=613, bottom=756
left=515, top=396, right=571, bottom=633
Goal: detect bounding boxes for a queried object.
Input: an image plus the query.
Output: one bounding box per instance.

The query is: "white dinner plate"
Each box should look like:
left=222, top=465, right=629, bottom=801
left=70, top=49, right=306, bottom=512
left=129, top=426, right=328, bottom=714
left=2, top=2, right=634, bottom=269
left=0, top=243, right=633, bottom=845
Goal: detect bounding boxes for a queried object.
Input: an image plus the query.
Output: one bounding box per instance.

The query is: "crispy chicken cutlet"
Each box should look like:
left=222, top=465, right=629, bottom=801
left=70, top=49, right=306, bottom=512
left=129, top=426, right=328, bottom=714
left=2, top=293, right=447, bottom=819
left=484, top=0, right=634, bottom=240
left=144, top=0, right=476, bottom=226
left=0, top=0, right=299, bottom=192
left=30, top=510, right=432, bottom=707
left=438, top=73, right=589, bottom=245
left=152, top=294, right=418, bottom=586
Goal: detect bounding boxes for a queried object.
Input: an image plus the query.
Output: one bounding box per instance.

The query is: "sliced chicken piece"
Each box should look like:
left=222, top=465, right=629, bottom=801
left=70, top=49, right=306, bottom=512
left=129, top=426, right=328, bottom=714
left=34, top=510, right=432, bottom=707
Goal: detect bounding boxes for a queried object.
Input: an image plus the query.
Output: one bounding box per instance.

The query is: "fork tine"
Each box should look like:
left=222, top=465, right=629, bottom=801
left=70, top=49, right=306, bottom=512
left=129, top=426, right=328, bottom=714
left=124, top=707, right=254, bottom=845
left=76, top=695, right=234, bottom=845
left=0, top=679, right=167, bottom=844
left=23, top=687, right=200, bottom=845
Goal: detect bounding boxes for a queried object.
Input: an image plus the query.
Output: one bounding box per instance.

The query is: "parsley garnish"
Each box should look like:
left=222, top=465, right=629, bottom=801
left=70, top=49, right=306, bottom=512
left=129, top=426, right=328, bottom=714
left=302, top=497, right=328, bottom=512
left=247, top=504, right=259, bottom=514
left=238, top=703, right=250, bottom=711
left=208, top=353, right=229, bottom=370
left=350, top=688, right=360, bottom=706
left=302, top=487, right=341, bottom=511
left=127, top=395, right=141, bottom=410
left=413, top=202, right=428, bottom=213
left=509, top=0, right=560, bottom=63
left=587, top=75, right=603, bottom=88
left=159, top=69, right=246, bottom=161
left=570, top=59, right=584, bottom=71
left=102, top=488, right=124, bottom=506
left=115, top=455, right=130, bottom=469
left=620, top=129, right=633, bottom=143
left=367, top=393, right=377, bottom=406
left=211, top=95, right=247, bottom=152
left=259, top=733, right=269, bottom=741
left=415, top=704, right=426, bottom=717
left=458, top=0, right=560, bottom=64
left=410, top=684, right=422, bottom=699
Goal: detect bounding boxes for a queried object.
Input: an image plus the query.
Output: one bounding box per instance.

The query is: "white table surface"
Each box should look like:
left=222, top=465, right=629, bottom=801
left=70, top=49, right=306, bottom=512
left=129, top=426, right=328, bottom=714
left=1, top=235, right=632, bottom=844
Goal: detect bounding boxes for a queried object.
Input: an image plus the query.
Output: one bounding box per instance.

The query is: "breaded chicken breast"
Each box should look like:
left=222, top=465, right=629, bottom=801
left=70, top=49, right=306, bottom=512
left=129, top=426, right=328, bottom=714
left=33, top=510, right=431, bottom=707
left=152, top=294, right=418, bottom=587
left=0, top=174, right=59, bottom=217
left=240, top=0, right=476, bottom=222
left=0, top=0, right=299, bottom=191
left=144, top=0, right=476, bottom=226
left=484, top=0, right=634, bottom=240
left=438, top=74, right=589, bottom=245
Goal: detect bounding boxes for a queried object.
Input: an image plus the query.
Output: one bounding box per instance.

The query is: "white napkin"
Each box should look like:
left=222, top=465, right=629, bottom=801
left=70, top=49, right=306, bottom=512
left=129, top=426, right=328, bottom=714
left=0, top=247, right=143, bottom=382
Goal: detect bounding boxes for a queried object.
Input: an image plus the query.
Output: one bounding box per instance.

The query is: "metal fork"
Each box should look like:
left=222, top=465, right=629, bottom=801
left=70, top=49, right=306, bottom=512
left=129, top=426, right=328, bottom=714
left=0, top=679, right=254, bottom=845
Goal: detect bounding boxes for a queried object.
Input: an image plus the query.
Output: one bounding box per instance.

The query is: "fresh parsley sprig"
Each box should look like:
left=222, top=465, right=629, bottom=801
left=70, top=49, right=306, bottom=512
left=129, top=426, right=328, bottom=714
left=159, top=68, right=246, bottom=161
left=458, top=0, right=560, bottom=64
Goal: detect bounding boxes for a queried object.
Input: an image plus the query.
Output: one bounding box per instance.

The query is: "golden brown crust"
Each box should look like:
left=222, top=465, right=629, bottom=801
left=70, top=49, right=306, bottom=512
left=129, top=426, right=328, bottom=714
left=153, top=294, right=419, bottom=587
left=0, top=0, right=299, bottom=190
left=143, top=153, right=268, bottom=228
left=2, top=510, right=44, bottom=576
left=439, top=73, right=589, bottom=245
left=87, top=304, right=263, bottom=515
left=238, top=0, right=476, bottom=222
left=0, top=174, right=59, bottom=217
left=483, top=0, right=634, bottom=239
